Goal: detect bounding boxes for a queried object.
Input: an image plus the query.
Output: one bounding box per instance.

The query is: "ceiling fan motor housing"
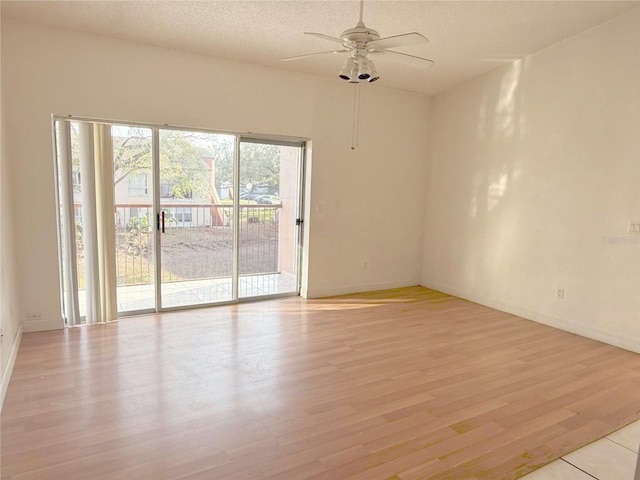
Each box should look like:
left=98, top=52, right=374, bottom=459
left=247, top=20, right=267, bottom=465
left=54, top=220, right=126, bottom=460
left=340, top=22, right=380, bottom=48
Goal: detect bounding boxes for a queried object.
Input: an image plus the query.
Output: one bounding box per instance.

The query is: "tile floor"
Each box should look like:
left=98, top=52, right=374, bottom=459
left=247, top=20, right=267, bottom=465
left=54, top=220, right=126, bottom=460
left=522, top=418, right=640, bottom=479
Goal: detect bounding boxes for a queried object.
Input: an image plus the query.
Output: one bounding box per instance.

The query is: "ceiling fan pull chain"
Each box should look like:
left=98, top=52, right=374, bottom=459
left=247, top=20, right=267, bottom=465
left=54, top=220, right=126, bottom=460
left=351, top=83, right=361, bottom=150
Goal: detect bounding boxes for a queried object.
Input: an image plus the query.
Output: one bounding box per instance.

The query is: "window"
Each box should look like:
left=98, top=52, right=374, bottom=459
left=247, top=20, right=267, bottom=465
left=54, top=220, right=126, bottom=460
left=174, top=208, right=192, bottom=223
left=160, top=182, right=173, bottom=198
left=160, top=182, right=194, bottom=199
left=128, top=173, right=148, bottom=196
left=72, top=170, right=81, bottom=192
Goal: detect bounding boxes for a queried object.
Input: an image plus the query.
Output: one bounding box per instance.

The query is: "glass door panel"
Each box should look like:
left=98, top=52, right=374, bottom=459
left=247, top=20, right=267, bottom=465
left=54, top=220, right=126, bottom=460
left=238, top=140, right=302, bottom=298
left=112, top=125, right=155, bottom=313
left=159, top=130, right=235, bottom=308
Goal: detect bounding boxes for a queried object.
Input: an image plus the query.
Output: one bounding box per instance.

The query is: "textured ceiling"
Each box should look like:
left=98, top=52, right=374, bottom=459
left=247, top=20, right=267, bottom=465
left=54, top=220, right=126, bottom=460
left=2, top=0, right=639, bottom=95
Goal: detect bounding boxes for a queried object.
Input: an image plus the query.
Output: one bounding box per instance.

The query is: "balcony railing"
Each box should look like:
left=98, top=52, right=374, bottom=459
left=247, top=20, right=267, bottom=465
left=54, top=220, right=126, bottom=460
left=73, top=203, right=282, bottom=288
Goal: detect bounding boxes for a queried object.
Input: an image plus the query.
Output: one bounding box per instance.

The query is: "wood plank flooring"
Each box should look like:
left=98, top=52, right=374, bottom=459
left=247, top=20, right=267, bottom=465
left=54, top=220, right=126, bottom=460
left=3, top=286, right=640, bottom=479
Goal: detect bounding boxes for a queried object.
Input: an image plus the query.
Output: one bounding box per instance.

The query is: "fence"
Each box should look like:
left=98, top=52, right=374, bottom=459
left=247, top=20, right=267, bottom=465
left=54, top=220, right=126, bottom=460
left=73, top=203, right=282, bottom=287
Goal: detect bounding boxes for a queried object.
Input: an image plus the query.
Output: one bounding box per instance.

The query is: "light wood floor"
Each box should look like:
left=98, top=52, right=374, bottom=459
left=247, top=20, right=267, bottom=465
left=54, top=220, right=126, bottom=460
left=3, top=287, right=640, bottom=479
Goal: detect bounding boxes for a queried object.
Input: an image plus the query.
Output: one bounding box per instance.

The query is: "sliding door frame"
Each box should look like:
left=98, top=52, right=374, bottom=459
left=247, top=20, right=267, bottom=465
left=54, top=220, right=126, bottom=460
left=238, top=136, right=306, bottom=301
left=53, top=114, right=308, bottom=320
left=232, top=135, right=241, bottom=302
left=151, top=127, right=162, bottom=312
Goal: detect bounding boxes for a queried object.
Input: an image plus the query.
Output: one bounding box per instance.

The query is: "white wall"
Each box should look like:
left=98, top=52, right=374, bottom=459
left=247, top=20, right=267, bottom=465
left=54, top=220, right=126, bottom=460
left=422, top=8, right=640, bottom=352
left=1, top=18, right=430, bottom=331
left=0, top=9, right=23, bottom=407
left=307, top=83, right=429, bottom=296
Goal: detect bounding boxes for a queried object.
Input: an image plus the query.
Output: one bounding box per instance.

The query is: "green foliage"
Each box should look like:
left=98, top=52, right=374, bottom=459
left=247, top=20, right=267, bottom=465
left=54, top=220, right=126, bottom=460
left=125, top=216, right=152, bottom=255
left=69, top=123, right=281, bottom=201
left=113, top=127, right=152, bottom=186
left=200, top=134, right=234, bottom=191
left=69, top=124, right=214, bottom=201
left=239, top=143, right=280, bottom=194
left=158, top=131, right=212, bottom=200
left=75, top=221, right=84, bottom=255
left=198, top=138, right=281, bottom=194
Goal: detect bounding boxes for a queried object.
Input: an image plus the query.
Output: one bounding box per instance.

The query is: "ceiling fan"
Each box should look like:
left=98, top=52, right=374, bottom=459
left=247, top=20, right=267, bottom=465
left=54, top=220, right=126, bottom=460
left=282, top=0, right=434, bottom=83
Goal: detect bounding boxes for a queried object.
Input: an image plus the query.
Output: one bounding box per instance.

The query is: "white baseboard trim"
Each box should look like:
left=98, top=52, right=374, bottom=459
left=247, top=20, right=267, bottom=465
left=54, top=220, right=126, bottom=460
left=1, top=324, right=23, bottom=412
left=421, top=281, right=640, bottom=354
left=22, top=316, right=63, bottom=332
left=306, top=280, right=419, bottom=299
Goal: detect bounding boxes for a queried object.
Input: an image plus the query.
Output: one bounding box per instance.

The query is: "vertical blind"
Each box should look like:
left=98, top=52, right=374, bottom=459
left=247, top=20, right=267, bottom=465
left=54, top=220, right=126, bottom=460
left=57, top=120, right=117, bottom=325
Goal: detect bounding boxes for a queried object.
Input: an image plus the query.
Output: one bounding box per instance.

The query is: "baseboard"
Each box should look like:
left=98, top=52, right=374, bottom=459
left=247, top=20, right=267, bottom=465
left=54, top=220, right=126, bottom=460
left=306, top=280, right=418, bottom=299
left=1, top=324, right=23, bottom=412
left=22, top=316, right=63, bottom=332
left=421, top=281, right=640, bottom=354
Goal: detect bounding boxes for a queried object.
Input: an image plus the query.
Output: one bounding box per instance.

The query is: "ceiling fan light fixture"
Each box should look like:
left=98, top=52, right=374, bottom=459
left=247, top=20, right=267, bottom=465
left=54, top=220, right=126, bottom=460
left=339, top=57, right=356, bottom=80
left=357, top=57, right=371, bottom=80
left=348, top=62, right=360, bottom=83
left=367, top=60, right=380, bottom=82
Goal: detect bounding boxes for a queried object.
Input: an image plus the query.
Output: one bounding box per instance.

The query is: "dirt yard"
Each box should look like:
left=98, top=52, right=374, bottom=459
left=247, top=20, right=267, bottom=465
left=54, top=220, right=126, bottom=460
left=115, top=223, right=279, bottom=284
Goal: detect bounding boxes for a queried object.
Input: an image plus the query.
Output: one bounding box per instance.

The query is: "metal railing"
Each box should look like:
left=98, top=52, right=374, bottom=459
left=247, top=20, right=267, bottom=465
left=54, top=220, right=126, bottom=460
left=74, top=203, right=282, bottom=287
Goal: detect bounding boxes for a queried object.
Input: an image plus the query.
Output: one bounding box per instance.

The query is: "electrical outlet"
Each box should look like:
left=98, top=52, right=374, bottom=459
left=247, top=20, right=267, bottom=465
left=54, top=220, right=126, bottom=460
left=557, top=288, right=564, bottom=299
left=628, top=222, right=640, bottom=234
left=26, top=312, right=43, bottom=321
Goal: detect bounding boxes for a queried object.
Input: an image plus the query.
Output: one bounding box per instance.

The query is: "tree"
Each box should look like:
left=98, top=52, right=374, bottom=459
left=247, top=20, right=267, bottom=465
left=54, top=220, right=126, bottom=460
left=69, top=123, right=214, bottom=200
left=201, top=140, right=281, bottom=194
left=112, top=127, right=152, bottom=186
left=239, top=143, right=280, bottom=194
left=113, top=128, right=212, bottom=200
left=69, top=123, right=282, bottom=199
left=195, top=133, right=234, bottom=193
left=157, top=131, right=212, bottom=200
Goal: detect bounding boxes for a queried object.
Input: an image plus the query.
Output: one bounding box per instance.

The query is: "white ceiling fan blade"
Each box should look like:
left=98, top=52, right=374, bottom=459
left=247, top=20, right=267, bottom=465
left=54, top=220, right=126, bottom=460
left=282, top=50, right=349, bottom=62
left=304, top=32, right=345, bottom=45
left=369, top=32, right=428, bottom=50
left=372, top=50, right=434, bottom=68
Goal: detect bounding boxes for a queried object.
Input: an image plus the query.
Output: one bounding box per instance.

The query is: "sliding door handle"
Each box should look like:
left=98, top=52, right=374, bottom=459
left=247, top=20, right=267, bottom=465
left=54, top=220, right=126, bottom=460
left=157, top=212, right=166, bottom=233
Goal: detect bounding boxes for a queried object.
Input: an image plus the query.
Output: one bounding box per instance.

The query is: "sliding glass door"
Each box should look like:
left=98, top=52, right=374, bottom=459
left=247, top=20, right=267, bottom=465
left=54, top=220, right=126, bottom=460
left=112, top=125, right=155, bottom=313
left=238, top=139, right=302, bottom=298
left=158, top=130, right=235, bottom=308
left=54, top=119, right=304, bottom=323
